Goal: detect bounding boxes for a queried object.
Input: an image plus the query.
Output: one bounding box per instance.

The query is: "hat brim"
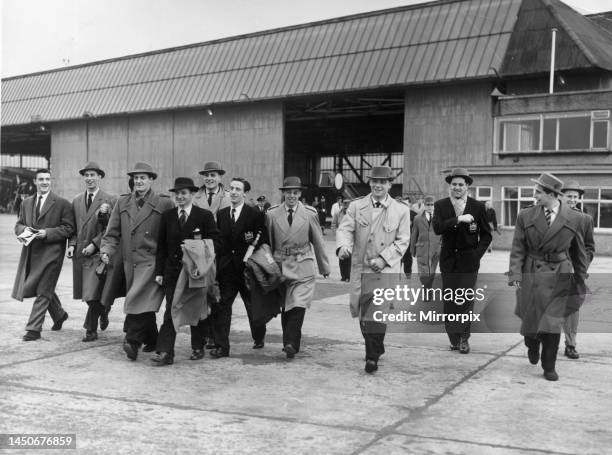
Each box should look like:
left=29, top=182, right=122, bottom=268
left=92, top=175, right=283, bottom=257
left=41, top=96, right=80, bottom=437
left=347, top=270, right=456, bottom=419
left=169, top=185, right=199, bottom=193
left=530, top=178, right=562, bottom=194
left=79, top=168, right=105, bottom=178
left=279, top=185, right=306, bottom=191
left=561, top=187, right=584, bottom=195
left=199, top=169, right=226, bottom=175
left=368, top=176, right=394, bottom=182
left=445, top=174, right=473, bottom=185
left=127, top=171, right=157, bottom=179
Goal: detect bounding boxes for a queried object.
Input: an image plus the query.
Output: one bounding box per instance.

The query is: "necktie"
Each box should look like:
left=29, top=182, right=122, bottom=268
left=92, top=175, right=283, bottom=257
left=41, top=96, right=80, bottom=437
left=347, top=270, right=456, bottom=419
left=207, top=192, right=214, bottom=206
left=545, top=208, right=552, bottom=226
left=179, top=209, right=186, bottom=228
left=287, top=208, right=293, bottom=226
left=374, top=202, right=382, bottom=208
left=86, top=193, right=93, bottom=210
left=137, top=198, right=145, bottom=209
left=35, top=195, right=42, bottom=219
left=231, top=208, right=236, bottom=223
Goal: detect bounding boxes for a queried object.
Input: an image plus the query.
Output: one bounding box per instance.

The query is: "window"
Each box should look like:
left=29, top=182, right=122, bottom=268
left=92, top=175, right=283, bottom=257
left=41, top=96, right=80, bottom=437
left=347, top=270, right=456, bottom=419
left=468, top=186, right=492, bottom=202
left=579, top=187, right=612, bottom=229
left=319, top=153, right=403, bottom=184
left=501, top=186, right=534, bottom=226
left=497, top=111, right=610, bottom=153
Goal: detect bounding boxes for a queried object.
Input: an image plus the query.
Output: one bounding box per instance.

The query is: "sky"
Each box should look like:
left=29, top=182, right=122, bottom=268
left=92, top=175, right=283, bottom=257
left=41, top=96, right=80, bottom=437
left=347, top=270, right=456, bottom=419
left=2, top=0, right=611, bottom=78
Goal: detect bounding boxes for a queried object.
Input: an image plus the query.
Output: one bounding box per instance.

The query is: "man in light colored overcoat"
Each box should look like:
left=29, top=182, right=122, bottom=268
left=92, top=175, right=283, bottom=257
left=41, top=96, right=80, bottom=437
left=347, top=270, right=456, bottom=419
left=336, top=166, right=411, bottom=373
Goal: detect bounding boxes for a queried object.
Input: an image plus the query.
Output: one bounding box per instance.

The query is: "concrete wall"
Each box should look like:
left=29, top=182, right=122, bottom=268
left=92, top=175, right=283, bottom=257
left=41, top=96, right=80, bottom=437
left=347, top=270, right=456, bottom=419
left=402, top=81, right=494, bottom=198
left=50, top=102, right=284, bottom=204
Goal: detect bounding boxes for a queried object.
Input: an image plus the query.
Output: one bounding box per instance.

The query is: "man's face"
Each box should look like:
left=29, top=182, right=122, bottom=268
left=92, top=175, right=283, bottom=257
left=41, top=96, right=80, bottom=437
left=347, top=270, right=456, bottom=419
left=132, top=173, right=152, bottom=194
left=449, top=177, right=468, bottom=199
left=563, top=190, right=581, bottom=209
left=284, top=189, right=301, bottom=207
left=34, top=172, right=51, bottom=194
left=369, top=178, right=391, bottom=199
left=174, top=189, right=193, bottom=208
left=229, top=180, right=246, bottom=205
left=201, top=171, right=221, bottom=191
left=424, top=201, right=434, bottom=215
left=82, top=170, right=101, bottom=192
left=534, top=185, right=556, bottom=207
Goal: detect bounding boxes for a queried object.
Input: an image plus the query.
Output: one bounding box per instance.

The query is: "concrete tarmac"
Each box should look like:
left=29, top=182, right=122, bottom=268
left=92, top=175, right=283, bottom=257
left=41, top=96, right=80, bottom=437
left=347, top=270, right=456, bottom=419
left=1, top=214, right=611, bottom=454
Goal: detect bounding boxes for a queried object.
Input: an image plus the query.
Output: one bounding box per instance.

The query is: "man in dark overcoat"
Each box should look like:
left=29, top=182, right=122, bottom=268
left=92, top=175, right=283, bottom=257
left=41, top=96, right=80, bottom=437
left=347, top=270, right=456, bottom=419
left=153, top=177, right=220, bottom=365
left=100, top=162, right=174, bottom=360
left=67, top=162, right=117, bottom=342
left=433, top=168, right=492, bottom=354
left=13, top=169, right=75, bottom=341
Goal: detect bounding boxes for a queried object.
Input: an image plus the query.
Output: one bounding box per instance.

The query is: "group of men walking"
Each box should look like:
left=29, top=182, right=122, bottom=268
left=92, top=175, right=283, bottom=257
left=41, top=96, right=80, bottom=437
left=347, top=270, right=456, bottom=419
left=12, top=161, right=593, bottom=380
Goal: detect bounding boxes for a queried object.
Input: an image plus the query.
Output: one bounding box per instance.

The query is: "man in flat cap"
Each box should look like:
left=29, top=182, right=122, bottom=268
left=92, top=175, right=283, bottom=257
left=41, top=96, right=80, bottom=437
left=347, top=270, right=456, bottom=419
left=67, top=162, right=117, bottom=342
left=266, top=176, right=330, bottom=359
left=13, top=168, right=75, bottom=341
left=337, top=166, right=411, bottom=373
left=433, top=168, right=491, bottom=354
left=410, top=195, right=441, bottom=297
left=509, top=173, right=588, bottom=381
left=101, top=162, right=174, bottom=361
left=559, top=179, right=595, bottom=360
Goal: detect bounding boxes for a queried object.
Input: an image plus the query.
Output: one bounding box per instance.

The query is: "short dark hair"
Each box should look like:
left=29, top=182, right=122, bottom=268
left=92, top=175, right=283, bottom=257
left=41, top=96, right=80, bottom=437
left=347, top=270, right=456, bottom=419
left=34, top=169, right=51, bottom=178
left=231, top=177, right=250, bottom=193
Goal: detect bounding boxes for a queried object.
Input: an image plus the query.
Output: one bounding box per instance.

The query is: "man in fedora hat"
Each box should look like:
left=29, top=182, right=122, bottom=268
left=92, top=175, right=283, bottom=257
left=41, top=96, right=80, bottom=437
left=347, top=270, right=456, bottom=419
left=152, top=177, right=220, bottom=366
left=433, top=168, right=491, bottom=354
left=337, top=166, right=411, bottom=373
left=558, top=179, right=595, bottom=360
left=67, top=162, right=118, bottom=342
left=509, top=173, right=589, bottom=381
left=410, top=195, right=441, bottom=296
left=101, top=162, right=174, bottom=361
left=13, top=168, right=75, bottom=341
left=266, top=176, right=330, bottom=359
left=193, top=161, right=231, bottom=349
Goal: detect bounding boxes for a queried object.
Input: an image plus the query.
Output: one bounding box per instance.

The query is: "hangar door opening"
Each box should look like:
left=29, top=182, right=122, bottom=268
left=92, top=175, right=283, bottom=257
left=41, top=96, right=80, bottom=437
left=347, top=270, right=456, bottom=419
left=284, top=91, right=405, bottom=208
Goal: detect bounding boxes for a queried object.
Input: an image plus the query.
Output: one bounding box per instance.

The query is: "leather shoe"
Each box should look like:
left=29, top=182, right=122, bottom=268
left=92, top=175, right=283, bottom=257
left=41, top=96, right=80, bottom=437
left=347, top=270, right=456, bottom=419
left=99, top=311, right=109, bottom=331
left=82, top=331, right=98, bottom=342
left=252, top=341, right=265, bottom=349
left=543, top=370, right=559, bottom=381
left=142, top=344, right=156, bottom=353
left=365, top=359, right=378, bottom=373
left=151, top=352, right=173, bottom=366
left=22, top=330, right=41, bottom=341
left=564, top=346, right=579, bottom=359
left=190, top=349, right=205, bottom=360
left=51, top=312, right=68, bottom=331
left=284, top=344, right=296, bottom=359
left=459, top=338, right=470, bottom=354
left=450, top=344, right=459, bottom=351
left=210, top=348, right=229, bottom=358
left=528, top=346, right=540, bottom=365
left=123, top=340, right=138, bottom=361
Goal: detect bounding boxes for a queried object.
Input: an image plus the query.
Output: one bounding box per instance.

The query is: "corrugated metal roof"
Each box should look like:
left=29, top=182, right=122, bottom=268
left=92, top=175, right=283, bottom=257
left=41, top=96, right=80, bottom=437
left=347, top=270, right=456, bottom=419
left=3, top=0, right=524, bottom=126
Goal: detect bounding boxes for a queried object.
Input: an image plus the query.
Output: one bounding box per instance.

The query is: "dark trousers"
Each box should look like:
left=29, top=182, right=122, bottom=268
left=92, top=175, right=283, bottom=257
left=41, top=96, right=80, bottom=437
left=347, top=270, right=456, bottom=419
left=359, top=299, right=386, bottom=361
left=339, top=255, right=351, bottom=280
left=25, top=292, right=66, bottom=332
left=402, top=250, right=413, bottom=276
left=156, top=286, right=209, bottom=356
left=213, top=276, right=266, bottom=352
left=83, top=300, right=104, bottom=332
left=281, top=307, right=306, bottom=352
left=124, top=312, right=158, bottom=347
left=442, top=272, right=478, bottom=346
left=525, top=333, right=560, bottom=372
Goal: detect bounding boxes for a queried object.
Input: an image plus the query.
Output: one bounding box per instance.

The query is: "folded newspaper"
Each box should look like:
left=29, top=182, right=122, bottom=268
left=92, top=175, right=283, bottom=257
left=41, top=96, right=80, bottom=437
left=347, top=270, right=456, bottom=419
left=17, top=227, right=38, bottom=246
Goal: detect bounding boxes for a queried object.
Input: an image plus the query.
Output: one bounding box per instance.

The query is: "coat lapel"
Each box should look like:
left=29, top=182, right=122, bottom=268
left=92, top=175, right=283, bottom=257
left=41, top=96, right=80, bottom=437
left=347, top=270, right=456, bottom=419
left=276, top=205, right=291, bottom=236
left=130, top=193, right=156, bottom=232
left=540, top=203, right=568, bottom=247
left=84, top=191, right=103, bottom=224
left=287, top=203, right=308, bottom=243
left=37, top=192, right=56, bottom=221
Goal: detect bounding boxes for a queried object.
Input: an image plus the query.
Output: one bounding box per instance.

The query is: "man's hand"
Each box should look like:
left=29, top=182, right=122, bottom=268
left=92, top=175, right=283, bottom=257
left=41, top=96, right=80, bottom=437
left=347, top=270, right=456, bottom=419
left=66, top=246, right=75, bottom=258
left=457, top=214, right=474, bottom=224
left=338, top=245, right=351, bottom=260
left=369, top=257, right=386, bottom=273
left=34, top=229, right=47, bottom=239
left=155, top=275, right=163, bottom=286
left=510, top=280, right=521, bottom=289
left=82, top=243, right=96, bottom=257
left=100, top=252, right=110, bottom=265
left=191, top=269, right=200, bottom=278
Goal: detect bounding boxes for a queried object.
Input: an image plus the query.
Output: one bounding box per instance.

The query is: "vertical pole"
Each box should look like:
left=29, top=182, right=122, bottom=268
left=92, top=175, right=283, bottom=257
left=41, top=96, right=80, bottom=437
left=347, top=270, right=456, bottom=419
left=549, top=28, right=557, bottom=94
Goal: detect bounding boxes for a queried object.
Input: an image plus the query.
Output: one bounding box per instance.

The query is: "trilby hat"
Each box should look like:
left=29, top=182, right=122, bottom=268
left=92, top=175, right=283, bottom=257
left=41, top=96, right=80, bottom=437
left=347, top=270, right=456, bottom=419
left=369, top=166, right=394, bottom=180
left=79, top=161, right=105, bottom=178
left=199, top=161, right=226, bottom=175
left=445, top=168, right=473, bottom=185
left=531, top=172, right=564, bottom=194
left=561, top=179, right=584, bottom=196
left=127, top=162, right=157, bottom=179
left=169, top=177, right=199, bottom=193
left=279, top=176, right=306, bottom=190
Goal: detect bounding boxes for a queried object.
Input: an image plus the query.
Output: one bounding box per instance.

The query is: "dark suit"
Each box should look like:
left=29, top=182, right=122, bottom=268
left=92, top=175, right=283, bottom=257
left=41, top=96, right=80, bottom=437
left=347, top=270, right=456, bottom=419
left=402, top=209, right=418, bottom=275
left=155, top=205, right=220, bottom=356
left=214, top=203, right=268, bottom=352
left=432, top=196, right=492, bottom=345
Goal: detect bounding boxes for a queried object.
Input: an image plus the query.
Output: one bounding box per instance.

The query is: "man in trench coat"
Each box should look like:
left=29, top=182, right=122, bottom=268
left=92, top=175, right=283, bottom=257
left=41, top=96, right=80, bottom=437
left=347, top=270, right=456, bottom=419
left=410, top=195, right=441, bottom=295
left=509, top=173, right=589, bottom=381
left=336, top=166, right=411, bottom=373
left=266, top=176, right=330, bottom=359
left=67, top=162, right=117, bottom=342
left=100, top=162, right=174, bottom=360
left=13, top=169, right=75, bottom=341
